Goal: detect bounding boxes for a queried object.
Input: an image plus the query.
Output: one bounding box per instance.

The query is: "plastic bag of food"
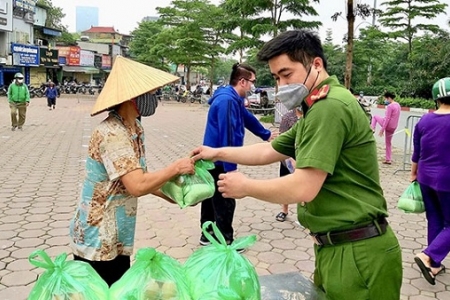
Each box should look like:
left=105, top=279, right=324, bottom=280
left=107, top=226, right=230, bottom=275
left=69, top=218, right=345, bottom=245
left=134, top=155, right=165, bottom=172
left=27, top=250, right=109, bottom=300
left=184, top=221, right=261, bottom=300
left=109, top=247, right=191, bottom=300
left=161, top=160, right=215, bottom=208
left=397, top=181, right=425, bottom=213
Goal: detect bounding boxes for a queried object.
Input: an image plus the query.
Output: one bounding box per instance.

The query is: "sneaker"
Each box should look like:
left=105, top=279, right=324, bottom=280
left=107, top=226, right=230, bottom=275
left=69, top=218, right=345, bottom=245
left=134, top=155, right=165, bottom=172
left=11, top=126, right=16, bottom=131
left=49, top=107, right=52, bottom=110
left=199, top=234, right=212, bottom=246
left=18, top=127, right=23, bottom=131
left=226, top=240, right=245, bottom=254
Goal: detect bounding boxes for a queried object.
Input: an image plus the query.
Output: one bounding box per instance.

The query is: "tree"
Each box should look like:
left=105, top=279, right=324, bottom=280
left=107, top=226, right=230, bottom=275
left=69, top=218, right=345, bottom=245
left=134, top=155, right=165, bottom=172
left=129, top=21, right=169, bottom=70
left=322, top=29, right=346, bottom=84
left=37, top=0, right=66, bottom=30
left=332, top=1, right=374, bottom=89
left=379, top=0, right=448, bottom=79
left=251, top=0, right=321, bottom=38
left=220, top=0, right=263, bottom=62
left=157, top=0, right=221, bottom=89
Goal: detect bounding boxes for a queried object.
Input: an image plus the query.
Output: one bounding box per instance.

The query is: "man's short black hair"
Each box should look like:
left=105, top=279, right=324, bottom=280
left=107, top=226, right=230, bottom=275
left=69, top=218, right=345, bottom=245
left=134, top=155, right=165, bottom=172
left=257, top=29, right=328, bottom=71
left=384, top=91, right=396, bottom=99
left=229, top=63, right=256, bottom=86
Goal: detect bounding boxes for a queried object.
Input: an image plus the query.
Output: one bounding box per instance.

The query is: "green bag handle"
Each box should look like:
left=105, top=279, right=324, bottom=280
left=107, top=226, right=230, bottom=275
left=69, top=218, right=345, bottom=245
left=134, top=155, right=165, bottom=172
left=135, top=247, right=158, bottom=261
left=29, top=249, right=68, bottom=270
left=196, top=159, right=215, bottom=171
left=202, top=221, right=257, bottom=251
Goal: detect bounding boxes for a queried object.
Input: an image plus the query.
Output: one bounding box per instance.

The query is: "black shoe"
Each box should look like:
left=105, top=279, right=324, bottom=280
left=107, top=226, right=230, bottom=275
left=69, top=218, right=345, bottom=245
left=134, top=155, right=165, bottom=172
left=226, top=240, right=245, bottom=254
left=199, top=234, right=212, bottom=246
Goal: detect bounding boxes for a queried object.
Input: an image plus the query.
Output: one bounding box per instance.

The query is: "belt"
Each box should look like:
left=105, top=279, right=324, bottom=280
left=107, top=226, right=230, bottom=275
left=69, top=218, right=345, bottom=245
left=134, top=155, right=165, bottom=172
left=310, top=217, right=388, bottom=246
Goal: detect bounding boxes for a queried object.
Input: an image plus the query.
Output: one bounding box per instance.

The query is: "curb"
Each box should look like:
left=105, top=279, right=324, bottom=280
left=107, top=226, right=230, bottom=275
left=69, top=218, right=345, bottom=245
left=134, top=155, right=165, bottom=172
left=376, top=104, right=435, bottom=113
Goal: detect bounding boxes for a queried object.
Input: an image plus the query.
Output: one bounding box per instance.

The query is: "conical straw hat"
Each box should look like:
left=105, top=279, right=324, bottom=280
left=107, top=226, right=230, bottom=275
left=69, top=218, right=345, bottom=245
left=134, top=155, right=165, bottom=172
left=91, top=56, right=180, bottom=116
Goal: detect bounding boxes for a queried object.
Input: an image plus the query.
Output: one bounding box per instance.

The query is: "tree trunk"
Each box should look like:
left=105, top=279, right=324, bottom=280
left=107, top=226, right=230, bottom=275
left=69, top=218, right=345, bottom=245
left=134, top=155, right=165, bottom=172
left=344, top=0, right=355, bottom=89
left=186, top=65, right=191, bottom=91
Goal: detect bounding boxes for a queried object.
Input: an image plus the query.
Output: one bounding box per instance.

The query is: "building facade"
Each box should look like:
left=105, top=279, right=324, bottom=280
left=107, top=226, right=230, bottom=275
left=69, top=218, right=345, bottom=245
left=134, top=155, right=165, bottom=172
left=76, top=6, right=99, bottom=33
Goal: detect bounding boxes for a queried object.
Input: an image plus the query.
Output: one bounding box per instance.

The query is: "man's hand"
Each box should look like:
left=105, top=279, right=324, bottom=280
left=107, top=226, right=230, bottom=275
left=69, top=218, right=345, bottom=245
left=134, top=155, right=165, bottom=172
left=190, top=145, right=218, bottom=162
left=268, top=129, right=279, bottom=141
left=217, top=172, right=248, bottom=199
left=410, top=174, right=417, bottom=182
left=26, top=102, right=29, bottom=107
left=378, top=130, right=384, bottom=137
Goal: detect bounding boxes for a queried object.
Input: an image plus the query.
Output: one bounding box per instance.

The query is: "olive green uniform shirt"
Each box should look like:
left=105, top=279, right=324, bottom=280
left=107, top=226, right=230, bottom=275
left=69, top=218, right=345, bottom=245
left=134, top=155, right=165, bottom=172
left=272, top=76, right=388, bottom=234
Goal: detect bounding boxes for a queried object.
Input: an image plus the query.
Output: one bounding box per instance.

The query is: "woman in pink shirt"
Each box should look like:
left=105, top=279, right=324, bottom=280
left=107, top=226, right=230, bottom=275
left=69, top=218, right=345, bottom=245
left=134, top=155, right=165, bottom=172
left=371, top=91, right=401, bottom=164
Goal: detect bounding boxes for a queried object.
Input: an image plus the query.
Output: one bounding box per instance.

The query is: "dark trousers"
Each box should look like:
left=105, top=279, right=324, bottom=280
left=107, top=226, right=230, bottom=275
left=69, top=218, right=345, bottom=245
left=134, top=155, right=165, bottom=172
left=47, top=97, right=56, bottom=107
left=73, top=254, right=130, bottom=286
left=420, top=183, right=450, bottom=268
left=279, top=162, right=290, bottom=177
left=200, top=165, right=236, bottom=242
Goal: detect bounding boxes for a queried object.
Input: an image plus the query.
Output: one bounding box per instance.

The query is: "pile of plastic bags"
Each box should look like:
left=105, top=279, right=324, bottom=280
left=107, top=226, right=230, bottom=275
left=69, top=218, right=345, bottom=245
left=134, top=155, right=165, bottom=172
left=28, top=223, right=260, bottom=300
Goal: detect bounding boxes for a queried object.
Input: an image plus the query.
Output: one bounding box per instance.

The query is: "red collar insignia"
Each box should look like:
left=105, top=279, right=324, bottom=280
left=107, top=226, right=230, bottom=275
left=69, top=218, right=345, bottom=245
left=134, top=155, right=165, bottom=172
left=304, top=84, right=330, bottom=107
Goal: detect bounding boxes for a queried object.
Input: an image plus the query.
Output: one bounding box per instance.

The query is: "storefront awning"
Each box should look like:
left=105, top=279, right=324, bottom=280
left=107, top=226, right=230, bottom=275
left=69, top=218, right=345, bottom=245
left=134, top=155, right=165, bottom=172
left=62, top=66, right=99, bottom=74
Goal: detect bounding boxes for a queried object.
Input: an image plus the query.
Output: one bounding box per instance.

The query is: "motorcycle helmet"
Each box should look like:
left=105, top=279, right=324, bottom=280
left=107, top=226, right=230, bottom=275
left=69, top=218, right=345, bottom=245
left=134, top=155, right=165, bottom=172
left=432, top=77, right=450, bottom=101
left=14, top=72, right=24, bottom=79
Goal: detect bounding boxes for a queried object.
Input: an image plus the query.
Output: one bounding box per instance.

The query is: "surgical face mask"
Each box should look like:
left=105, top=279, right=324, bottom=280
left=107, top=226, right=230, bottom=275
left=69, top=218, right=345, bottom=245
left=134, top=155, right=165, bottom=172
left=16, top=79, right=24, bottom=83
left=384, top=99, right=390, bottom=106
left=276, top=65, right=318, bottom=110
left=276, top=84, right=310, bottom=110
left=250, top=84, right=256, bottom=93
left=134, top=93, right=158, bottom=117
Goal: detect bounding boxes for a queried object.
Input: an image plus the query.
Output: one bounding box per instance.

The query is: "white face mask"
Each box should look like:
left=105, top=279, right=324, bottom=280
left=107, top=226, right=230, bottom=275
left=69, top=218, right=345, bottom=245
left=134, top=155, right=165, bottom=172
left=16, top=79, right=24, bottom=83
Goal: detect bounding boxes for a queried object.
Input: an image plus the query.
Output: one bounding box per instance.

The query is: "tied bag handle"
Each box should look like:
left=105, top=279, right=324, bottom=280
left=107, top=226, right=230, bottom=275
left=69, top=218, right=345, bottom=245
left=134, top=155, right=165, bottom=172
left=202, top=221, right=257, bottom=251
left=29, top=249, right=68, bottom=270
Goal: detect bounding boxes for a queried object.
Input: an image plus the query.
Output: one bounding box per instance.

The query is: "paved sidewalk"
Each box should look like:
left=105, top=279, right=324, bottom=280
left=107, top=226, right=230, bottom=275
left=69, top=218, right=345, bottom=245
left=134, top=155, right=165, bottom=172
left=0, top=96, right=448, bottom=299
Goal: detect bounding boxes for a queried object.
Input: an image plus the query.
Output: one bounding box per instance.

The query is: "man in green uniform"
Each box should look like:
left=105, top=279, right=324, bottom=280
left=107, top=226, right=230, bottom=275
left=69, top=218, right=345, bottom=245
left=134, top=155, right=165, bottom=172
left=191, top=29, right=402, bottom=300
left=7, top=72, right=30, bottom=131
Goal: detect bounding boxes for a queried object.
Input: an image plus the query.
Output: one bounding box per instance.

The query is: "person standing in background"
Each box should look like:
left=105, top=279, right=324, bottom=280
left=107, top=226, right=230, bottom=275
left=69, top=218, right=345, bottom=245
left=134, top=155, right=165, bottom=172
left=7, top=72, right=30, bottom=131
left=275, top=107, right=302, bottom=222
left=411, top=77, right=450, bottom=285
left=370, top=91, right=401, bottom=164
left=45, top=81, right=58, bottom=110
left=199, top=62, right=274, bottom=251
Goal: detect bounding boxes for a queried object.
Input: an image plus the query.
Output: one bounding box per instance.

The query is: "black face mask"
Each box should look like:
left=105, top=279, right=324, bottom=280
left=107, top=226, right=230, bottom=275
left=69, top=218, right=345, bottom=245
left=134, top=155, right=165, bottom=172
left=134, top=93, right=158, bottom=117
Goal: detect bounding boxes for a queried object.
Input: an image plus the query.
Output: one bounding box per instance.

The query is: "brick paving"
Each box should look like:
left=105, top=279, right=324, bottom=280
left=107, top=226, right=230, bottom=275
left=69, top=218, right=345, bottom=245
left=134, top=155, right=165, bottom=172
left=0, top=95, right=448, bottom=299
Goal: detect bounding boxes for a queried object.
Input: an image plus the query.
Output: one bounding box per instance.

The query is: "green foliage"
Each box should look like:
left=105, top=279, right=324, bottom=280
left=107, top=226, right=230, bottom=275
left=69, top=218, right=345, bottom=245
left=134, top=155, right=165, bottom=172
left=251, top=0, right=321, bottom=38
left=379, top=0, right=448, bottom=79
left=246, top=48, right=275, bottom=87
left=129, top=21, right=170, bottom=71
left=377, top=97, right=435, bottom=109
left=37, top=0, right=67, bottom=30
left=259, top=114, right=275, bottom=124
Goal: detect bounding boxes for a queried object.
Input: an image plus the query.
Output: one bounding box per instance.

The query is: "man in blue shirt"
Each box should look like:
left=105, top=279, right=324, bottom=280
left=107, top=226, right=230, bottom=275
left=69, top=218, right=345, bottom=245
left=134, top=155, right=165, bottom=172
left=200, top=63, right=273, bottom=251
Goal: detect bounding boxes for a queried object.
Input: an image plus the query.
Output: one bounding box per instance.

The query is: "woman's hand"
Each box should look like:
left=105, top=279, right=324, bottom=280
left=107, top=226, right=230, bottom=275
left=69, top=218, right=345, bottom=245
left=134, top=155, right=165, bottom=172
left=173, top=157, right=195, bottom=175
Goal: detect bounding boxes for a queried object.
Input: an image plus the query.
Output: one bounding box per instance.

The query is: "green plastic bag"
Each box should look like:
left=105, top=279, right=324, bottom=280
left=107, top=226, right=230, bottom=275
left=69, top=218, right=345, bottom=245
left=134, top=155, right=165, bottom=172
left=161, top=160, right=215, bottom=208
left=109, top=247, right=191, bottom=300
left=397, top=181, right=425, bottom=213
left=27, top=250, right=109, bottom=300
left=184, top=221, right=261, bottom=300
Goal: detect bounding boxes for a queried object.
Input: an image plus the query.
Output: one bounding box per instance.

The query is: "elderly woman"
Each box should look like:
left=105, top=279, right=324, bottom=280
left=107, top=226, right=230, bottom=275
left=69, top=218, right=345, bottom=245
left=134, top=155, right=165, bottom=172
left=411, top=77, right=450, bottom=285
left=69, top=56, right=195, bottom=286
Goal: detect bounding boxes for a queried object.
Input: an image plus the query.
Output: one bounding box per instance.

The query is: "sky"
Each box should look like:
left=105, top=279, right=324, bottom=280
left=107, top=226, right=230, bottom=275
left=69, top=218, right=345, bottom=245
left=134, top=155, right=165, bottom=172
left=51, top=0, right=450, bottom=45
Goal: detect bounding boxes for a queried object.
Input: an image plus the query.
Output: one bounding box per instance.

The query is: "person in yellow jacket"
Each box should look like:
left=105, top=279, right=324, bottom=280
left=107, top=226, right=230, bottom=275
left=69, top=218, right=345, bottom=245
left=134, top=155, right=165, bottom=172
left=7, top=72, right=30, bottom=131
